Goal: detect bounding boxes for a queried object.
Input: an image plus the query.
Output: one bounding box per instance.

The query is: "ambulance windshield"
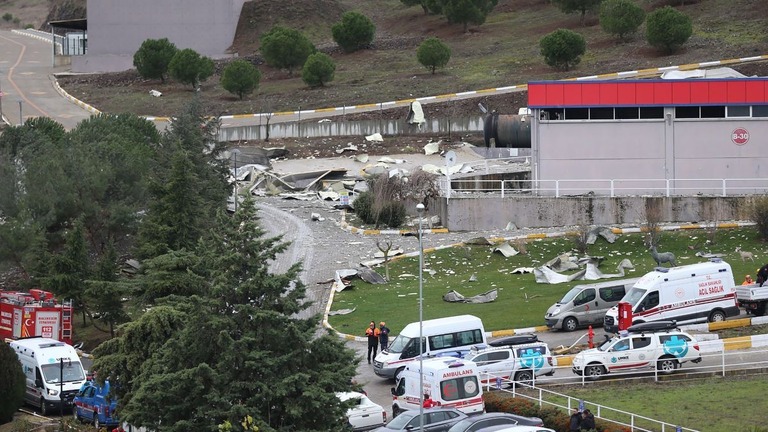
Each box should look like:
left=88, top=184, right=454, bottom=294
left=42, top=361, right=86, bottom=383
left=623, top=287, right=646, bottom=307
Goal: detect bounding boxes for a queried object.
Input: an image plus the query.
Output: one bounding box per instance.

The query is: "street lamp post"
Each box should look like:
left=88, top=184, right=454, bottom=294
left=416, top=203, right=425, bottom=432
left=232, top=149, right=241, bottom=212
left=18, top=99, right=22, bottom=125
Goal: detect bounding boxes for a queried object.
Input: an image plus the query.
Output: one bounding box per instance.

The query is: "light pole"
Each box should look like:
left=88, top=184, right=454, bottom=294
left=0, top=69, right=4, bottom=123
left=416, top=202, right=425, bottom=432
left=232, top=149, right=241, bottom=212
left=18, top=99, right=22, bottom=125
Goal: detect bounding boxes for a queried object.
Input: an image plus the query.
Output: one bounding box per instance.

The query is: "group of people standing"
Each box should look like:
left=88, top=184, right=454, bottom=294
left=365, top=320, right=390, bottom=364
left=570, top=408, right=596, bottom=431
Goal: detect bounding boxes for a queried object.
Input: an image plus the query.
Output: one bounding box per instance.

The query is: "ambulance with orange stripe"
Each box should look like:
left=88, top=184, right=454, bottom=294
left=390, top=357, right=484, bottom=418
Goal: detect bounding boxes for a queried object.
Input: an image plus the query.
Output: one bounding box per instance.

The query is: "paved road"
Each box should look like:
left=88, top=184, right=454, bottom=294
left=0, top=30, right=91, bottom=129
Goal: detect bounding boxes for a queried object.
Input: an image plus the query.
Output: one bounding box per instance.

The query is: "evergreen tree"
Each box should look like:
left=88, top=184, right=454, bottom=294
left=417, top=37, right=451, bottom=74
left=221, top=59, right=261, bottom=100
left=87, top=241, right=129, bottom=337
left=552, top=0, right=604, bottom=24
left=133, top=38, right=178, bottom=83
left=646, top=5, right=692, bottom=53
left=331, top=11, right=376, bottom=53
left=0, top=342, right=25, bottom=423
left=539, top=28, right=587, bottom=71
left=599, top=0, right=645, bottom=41
left=259, top=26, right=316, bottom=75
left=442, top=0, right=499, bottom=33
left=43, top=219, right=91, bottom=325
left=302, top=52, right=336, bottom=88
left=168, top=49, right=215, bottom=88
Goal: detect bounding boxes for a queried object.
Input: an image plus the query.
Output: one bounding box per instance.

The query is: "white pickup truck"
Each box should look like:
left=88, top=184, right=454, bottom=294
left=735, top=283, right=768, bottom=316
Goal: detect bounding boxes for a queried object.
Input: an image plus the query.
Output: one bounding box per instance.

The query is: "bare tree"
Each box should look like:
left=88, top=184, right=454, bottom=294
left=567, top=223, right=591, bottom=255
left=642, top=198, right=664, bottom=248
left=700, top=201, right=722, bottom=245
left=376, top=239, right=396, bottom=282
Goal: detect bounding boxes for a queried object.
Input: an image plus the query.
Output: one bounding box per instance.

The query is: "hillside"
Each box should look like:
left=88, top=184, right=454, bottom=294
left=12, top=0, right=768, bottom=119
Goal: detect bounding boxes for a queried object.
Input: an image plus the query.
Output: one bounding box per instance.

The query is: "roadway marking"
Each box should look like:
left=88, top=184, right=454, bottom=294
left=0, top=32, right=52, bottom=120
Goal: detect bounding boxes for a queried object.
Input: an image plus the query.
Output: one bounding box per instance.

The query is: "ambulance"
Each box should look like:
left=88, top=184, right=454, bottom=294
left=390, top=357, right=484, bottom=417
left=10, top=337, right=87, bottom=415
left=604, top=259, right=740, bottom=333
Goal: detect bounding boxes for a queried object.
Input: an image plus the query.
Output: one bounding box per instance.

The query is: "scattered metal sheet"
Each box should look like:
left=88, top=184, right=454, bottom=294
left=493, top=242, right=519, bottom=257
left=279, top=192, right=317, bottom=200
left=318, top=190, right=340, bottom=201
left=583, top=258, right=634, bottom=280
left=510, top=267, right=534, bottom=274
left=545, top=253, right=580, bottom=272
left=365, top=133, right=383, bottom=142
left=333, top=269, right=359, bottom=292
left=264, top=147, right=289, bottom=159
left=355, top=154, right=370, bottom=163
left=360, top=258, right=386, bottom=268
left=374, top=248, right=404, bottom=259
left=279, top=168, right=348, bottom=190
left=465, top=237, right=493, bottom=245
left=378, top=156, right=405, bottom=164
left=328, top=308, right=356, bottom=316
left=587, top=226, right=617, bottom=244
left=443, top=288, right=498, bottom=303
left=358, top=267, right=387, bottom=284
left=336, top=144, right=358, bottom=154
left=534, top=266, right=586, bottom=284
left=424, top=142, right=440, bottom=155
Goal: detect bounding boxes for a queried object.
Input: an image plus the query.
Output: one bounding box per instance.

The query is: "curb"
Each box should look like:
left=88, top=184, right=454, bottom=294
left=339, top=210, right=449, bottom=236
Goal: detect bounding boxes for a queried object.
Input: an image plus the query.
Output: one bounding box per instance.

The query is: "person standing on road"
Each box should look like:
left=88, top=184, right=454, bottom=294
left=580, top=409, right=595, bottom=431
left=569, top=408, right=582, bottom=432
left=365, top=320, right=380, bottom=364
left=378, top=321, right=390, bottom=352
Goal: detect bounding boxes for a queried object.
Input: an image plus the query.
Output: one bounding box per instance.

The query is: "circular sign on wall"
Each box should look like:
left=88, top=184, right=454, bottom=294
left=732, top=127, right=749, bottom=145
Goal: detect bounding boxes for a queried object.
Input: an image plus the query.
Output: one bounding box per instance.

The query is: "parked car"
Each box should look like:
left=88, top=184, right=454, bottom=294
left=475, top=426, right=555, bottom=432
left=446, top=412, right=544, bottom=432
left=374, top=408, right=468, bottom=432
left=463, top=342, right=556, bottom=385
left=72, top=380, right=119, bottom=429
left=338, top=391, right=387, bottom=431
left=571, top=321, right=703, bottom=379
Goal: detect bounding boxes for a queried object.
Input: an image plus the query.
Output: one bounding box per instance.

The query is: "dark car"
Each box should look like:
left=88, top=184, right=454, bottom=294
left=374, top=408, right=468, bottom=432
left=446, top=412, right=544, bottom=432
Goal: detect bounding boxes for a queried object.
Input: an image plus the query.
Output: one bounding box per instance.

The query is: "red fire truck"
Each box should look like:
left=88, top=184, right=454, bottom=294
left=0, top=289, right=73, bottom=344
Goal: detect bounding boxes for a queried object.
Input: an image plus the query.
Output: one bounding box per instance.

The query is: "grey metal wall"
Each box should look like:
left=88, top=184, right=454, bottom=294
left=436, top=195, right=753, bottom=231
left=531, top=110, right=768, bottom=195
left=73, top=0, right=245, bottom=72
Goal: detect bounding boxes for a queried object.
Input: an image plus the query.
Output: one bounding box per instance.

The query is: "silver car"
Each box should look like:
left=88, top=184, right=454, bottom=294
left=374, top=408, right=468, bottom=432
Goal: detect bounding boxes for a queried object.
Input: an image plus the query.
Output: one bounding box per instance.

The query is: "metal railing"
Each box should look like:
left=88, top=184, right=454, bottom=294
left=443, top=177, right=768, bottom=198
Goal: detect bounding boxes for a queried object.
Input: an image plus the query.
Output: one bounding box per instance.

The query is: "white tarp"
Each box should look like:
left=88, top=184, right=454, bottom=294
left=661, top=67, right=748, bottom=80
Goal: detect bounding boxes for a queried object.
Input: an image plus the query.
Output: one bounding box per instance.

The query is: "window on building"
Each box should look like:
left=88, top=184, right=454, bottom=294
left=675, top=106, right=699, bottom=118
left=752, top=105, right=768, bottom=117
left=589, top=107, right=614, bottom=120
left=639, top=107, right=663, bottom=119
left=701, top=105, right=725, bottom=118
left=726, top=106, right=750, bottom=117
left=564, top=108, right=589, bottom=120
left=540, top=108, right=564, bottom=121
left=615, top=107, right=639, bottom=119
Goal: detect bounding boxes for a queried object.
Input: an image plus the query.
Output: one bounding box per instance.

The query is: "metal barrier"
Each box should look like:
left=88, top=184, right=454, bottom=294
left=444, top=176, right=768, bottom=198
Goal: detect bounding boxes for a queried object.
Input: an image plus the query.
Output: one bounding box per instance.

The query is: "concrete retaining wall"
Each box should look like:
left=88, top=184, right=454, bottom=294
left=217, top=116, right=485, bottom=142
left=436, top=195, right=753, bottom=231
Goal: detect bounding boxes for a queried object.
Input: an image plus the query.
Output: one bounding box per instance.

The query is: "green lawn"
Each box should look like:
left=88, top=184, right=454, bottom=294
left=328, top=227, right=765, bottom=335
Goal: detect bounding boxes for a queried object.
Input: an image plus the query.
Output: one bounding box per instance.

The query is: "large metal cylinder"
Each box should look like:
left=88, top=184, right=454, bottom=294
left=483, top=113, right=531, bottom=148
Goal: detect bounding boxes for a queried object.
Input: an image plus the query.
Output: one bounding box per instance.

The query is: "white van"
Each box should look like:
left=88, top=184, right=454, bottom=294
left=373, top=315, right=487, bottom=379
left=545, top=278, right=639, bottom=331
left=10, top=337, right=87, bottom=415
left=604, top=259, right=740, bottom=333
left=390, top=357, right=484, bottom=417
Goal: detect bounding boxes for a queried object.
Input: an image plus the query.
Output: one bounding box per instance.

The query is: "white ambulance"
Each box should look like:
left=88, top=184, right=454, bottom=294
left=10, top=337, right=87, bottom=415
left=373, top=315, right=486, bottom=380
left=390, top=357, right=485, bottom=417
left=604, top=259, right=740, bottom=333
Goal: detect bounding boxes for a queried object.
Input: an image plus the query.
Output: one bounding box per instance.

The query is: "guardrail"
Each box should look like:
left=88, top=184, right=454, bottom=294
left=478, top=342, right=768, bottom=431
left=444, top=176, right=768, bottom=198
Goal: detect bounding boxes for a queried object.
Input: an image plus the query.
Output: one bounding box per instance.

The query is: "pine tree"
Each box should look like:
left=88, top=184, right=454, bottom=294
left=0, top=342, right=26, bottom=423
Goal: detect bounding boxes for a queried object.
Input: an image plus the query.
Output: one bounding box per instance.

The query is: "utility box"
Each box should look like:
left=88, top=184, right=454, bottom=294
left=618, top=301, right=633, bottom=331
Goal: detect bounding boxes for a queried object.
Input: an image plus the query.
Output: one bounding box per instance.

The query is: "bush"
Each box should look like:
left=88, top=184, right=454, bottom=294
left=417, top=37, right=451, bottom=74
left=599, top=0, right=645, bottom=41
left=378, top=201, right=407, bottom=228
left=539, top=28, right=587, bottom=71
left=645, top=5, right=692, bottom=53
left=221, top=60, right=261, bottom=100
left=260, top=26, right=316, bottom=74
left=749, top=196, right=768, bottom=241
left=2, top=13, right=12, bottom=22
left=353, top=192, right=375, bottom=223
left=301, top=52, right=336, bottom=88
left=332, top=11, right=376, bottom=53
left=0, top=342, right=25, bottom=423
left=352, top=176, right=408, bottom=228
left=133, top=38, right=178, bottom=83
left=168, top=48, right=214, bottom=88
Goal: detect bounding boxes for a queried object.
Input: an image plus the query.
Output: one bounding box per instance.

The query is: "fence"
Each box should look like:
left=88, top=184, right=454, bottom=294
left=443, top=176, right=768, bottom=198
left=476, top=340, right=768, bottom=432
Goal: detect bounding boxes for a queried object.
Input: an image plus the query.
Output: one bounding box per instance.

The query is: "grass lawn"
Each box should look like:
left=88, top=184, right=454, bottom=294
left=547, top=376, right=768, bottom=432
left=328, top=227, right=766, bottom=335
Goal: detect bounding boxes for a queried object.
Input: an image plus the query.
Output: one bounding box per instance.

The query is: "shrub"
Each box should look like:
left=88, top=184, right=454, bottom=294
left=552, top=0, right=604, bottom=24
left=749, top=196, right=768, bottom=241
left=0, top=342, right=25, bottom=423
left=539, top=28, right=587, bottom=71
left=168, top=48, right=214, bottom=88
left=133, top=38, right=178, bottom=83
left=378, top=201, right=407, bottom=228
left=331, top=11, right=375, bottom=53
left=645, top=5, right=692, bottom=53
left=417, top=37, right=451, bottom=74
left=599, top=0, right=645, bottom=41
left=353, top=192, right=375, bottom=223
left=2, top=13, right=13, bottom=22
left=260, top=26, right=316, bottom=74
left=221, top=59, right=261, bottom=100
left=301, top=52, right=336, bottom=88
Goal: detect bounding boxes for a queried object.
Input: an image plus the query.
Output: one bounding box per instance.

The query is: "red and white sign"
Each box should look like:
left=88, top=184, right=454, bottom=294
left=732, top=128, right=749, bottom=145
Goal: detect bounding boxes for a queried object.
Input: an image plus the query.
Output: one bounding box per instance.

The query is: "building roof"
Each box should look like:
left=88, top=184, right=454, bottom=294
left=528, top=78, right=768, bottom=108
left=48, top=18, right=87, bottom=31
